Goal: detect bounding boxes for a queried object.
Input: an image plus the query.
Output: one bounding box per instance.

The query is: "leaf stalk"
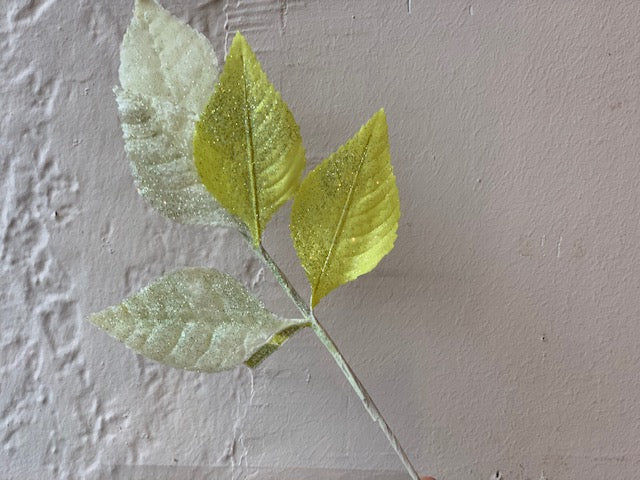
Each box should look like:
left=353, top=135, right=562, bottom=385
left=250, top=239, right=421, bottom=480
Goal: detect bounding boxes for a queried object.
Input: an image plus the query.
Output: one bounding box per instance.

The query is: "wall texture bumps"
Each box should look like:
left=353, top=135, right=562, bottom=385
left=2, top=1, right=640, bottom=478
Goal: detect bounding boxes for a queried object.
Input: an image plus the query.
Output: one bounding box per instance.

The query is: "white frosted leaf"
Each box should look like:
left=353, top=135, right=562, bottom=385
left=117, top=0, right=237, bottom=226
left=119, top=0, right=217, bottom=113
left=89, top=268, right=307, bottom=372
left=115, top=89, right=238, bottom=226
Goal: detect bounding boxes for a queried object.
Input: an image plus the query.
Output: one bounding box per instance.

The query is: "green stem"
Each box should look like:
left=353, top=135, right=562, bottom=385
left=249, top=240, right=421, bottom=480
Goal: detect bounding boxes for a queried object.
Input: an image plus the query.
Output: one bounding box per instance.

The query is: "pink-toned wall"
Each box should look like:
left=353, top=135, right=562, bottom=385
left=3, top=1, right=640, bottom=478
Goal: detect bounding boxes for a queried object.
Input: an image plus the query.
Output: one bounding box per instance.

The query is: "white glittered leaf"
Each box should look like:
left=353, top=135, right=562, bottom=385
left=117, top=0, right=238, bottom=227
left=115, top=90, right=239, bottom=226
left=89, top=268, right=307, bottom=372
left=119, top=0, right=217, bottom=114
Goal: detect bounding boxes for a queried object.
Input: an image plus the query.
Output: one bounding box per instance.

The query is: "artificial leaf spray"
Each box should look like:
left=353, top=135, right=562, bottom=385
left=90, top=1, right=421, bottom=478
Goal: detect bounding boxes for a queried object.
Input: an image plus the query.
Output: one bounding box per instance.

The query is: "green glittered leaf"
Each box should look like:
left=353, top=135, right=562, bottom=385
left=194, top=32, right=306, bottom=246
left=117, top=0, right=238, bottom=227
left=89, top=268, right=307, bottom=373
left=290, top=110, right=400, bottom=307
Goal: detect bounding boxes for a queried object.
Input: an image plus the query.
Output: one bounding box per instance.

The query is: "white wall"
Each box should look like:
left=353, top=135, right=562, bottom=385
left=2, top=1, right=640, bottom=478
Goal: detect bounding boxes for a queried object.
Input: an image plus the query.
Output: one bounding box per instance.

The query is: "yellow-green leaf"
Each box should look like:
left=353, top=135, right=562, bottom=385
left=290, top=109, right=400, bottom=307
left=194, top=32, right=306, bottom=246
left=88, top=268, right=307, bottom=373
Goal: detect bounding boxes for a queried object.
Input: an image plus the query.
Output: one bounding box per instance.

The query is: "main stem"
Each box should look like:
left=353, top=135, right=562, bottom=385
left=251, top=241, right=421, bottom=480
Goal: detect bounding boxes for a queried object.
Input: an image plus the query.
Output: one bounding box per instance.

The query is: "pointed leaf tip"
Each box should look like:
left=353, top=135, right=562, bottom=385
left=120, top=0, right=219, bottom=110
left=231, top=31, right=246, bottom=43
left=290, top=109, right=400, bottom=307
left=194, top=33, right=306, bottom=246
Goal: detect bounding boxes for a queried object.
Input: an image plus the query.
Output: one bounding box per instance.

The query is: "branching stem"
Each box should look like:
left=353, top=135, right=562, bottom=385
left=247, top=239, right=421, bottom=480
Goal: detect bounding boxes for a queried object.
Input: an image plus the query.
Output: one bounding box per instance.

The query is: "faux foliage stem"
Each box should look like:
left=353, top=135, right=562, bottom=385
left=249, top=239, right=421, bottom=480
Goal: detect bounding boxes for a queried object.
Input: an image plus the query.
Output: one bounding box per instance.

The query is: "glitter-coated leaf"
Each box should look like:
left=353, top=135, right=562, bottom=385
left=89, top=268, right=307, bottom=373
left=194, top=33, right=306, bottom=246
left=290, top=110, right=400, bottom=307
left=120, top=0, right=216, bottom=116
left=117, top=0, right=237, bottom=226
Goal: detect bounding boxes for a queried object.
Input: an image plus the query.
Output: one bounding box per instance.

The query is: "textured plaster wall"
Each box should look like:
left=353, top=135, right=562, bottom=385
left=2, top=0, right=640, bottom=479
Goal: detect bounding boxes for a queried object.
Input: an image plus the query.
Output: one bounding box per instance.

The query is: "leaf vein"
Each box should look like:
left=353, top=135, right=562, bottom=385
left=313, top=130, right=374, bottom=302
left=241, top=53, right=261, bottom=242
